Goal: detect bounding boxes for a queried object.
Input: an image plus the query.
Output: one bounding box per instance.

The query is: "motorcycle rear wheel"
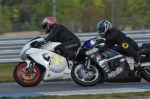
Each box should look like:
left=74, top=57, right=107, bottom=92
left=13, top=62, right=42, bottom=87
left=71, top=62, right=102, bottom=87
left=141, top=66, right=150, bottom=82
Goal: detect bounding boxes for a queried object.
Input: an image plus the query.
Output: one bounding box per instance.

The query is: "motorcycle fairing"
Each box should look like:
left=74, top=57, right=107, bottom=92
left=43, top=66, right=71, bottom=81
left=28, top=49, right=71, bottom=81
left=42, top=51, right=71, bottom=81
left=26, top=47, right=68, bottom=71
left=20, top=37, right=44, bottom=59
left=25, top=48, right=49, bottom=69
left=85, top=48, right=99, bottom=56
left=22, top=56, right=71, bottom=81
left=88, top=48, right=129, bottom=80
left=43, top=52, right=68, bottom=73
left=99, top=56, right=129, bottom=80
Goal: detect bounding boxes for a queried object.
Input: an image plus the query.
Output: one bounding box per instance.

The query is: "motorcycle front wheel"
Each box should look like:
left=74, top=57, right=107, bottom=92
left=13, top=62, right=42, bottom=87
left=71, top=62, right=102, bottom=87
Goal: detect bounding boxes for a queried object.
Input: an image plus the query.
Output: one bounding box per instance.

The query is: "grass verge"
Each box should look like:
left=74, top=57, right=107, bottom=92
left=0, top=63, right=18, bottom=82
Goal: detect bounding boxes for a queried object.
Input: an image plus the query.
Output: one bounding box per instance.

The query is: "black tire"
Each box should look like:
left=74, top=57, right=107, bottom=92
left=13, top=62, right=43, bottom=87
left=71, top=62, right=102, bottom=87
left=141, top=67, right=150, bottom=82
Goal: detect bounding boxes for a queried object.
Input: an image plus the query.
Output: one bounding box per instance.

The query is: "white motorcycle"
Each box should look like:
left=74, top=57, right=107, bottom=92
left=13, top=36, right=73, bottom=87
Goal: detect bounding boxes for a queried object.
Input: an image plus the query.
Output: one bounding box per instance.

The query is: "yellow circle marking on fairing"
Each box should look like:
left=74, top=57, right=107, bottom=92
left=49, top=56, right=56, bottom=68
left=122, top=43, right=129, bottom=49
left=57, top=56, right=66, bottom=69
left=49, top=56, right=66, bottom=69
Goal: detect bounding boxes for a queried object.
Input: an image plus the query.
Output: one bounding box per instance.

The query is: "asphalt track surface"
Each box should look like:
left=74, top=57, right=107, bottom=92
left=0, top=79, right=150, bottom=98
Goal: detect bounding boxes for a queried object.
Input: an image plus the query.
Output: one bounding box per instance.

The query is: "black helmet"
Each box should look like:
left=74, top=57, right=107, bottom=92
left=97, top=20, right=112, bottom=38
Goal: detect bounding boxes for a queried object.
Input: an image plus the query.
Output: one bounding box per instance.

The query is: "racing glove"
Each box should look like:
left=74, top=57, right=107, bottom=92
left=96, top=39, right=105, bottom=44
left=135, top=55, right=145, bottom=62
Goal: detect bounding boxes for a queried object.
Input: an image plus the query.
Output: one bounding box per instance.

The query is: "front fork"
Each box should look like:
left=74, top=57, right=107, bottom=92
left=84, top=57, right=91, bottom=69
left=26, top=60, right=36, bottom=73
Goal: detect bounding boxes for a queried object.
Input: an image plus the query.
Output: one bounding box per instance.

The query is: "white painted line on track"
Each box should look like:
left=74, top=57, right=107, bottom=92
left=1, top=87, right=150, bottom=98
left=37, top=87, right=150, bottom=96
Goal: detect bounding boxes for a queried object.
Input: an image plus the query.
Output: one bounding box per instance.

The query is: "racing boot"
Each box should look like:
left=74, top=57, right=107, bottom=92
left=135, top=55, right=145, bottom=62
left=122, top=45, right=145, bottom=62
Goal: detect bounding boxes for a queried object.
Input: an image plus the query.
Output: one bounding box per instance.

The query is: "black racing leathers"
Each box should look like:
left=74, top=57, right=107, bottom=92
left=44, top=24, right=81, bottom=59
left=44, top=24, right=80, bottom=43
left=103, top=27, right=139, bottom=58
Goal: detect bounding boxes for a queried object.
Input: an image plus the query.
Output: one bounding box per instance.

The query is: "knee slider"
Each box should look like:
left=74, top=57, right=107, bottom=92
left=54, top=45, right=68, bottom=58
left=54, top=47, right=64, bottom=55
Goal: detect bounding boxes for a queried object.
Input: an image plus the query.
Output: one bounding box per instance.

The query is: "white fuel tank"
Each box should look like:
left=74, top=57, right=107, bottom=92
left=42, top=42, right=61, bottom=51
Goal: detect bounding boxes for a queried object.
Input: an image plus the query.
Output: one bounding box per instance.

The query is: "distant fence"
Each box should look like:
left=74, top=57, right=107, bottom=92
left=0, top=30, right=150, bottom=63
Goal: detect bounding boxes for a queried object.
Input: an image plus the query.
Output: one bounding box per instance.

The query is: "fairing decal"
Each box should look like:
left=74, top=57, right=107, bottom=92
left=107, top=67, right=123, bottom=78
left=86, top=48, right=99, bottom=55
left=49, top=56, right=66, bottom=73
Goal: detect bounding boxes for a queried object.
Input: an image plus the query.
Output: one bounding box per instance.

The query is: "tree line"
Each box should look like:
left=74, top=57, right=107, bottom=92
left=1, top=0, right=150, bottom=34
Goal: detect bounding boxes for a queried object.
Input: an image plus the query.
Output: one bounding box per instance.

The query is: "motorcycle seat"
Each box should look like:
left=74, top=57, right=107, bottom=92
left=141, top=43, right=150, bottom=48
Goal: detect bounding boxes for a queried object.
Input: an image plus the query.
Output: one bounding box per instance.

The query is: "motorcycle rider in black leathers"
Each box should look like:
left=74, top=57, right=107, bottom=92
left=96, top=20, right=144, bottom=62
left=37, top=17, right=81, bottom=60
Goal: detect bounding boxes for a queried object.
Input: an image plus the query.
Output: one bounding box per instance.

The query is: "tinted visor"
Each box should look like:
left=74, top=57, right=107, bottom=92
left=99, top=26, right=105, bottom=34
left=98, top=26, right=105, bottom=34
left=42, top=23, right=47, bottom=30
